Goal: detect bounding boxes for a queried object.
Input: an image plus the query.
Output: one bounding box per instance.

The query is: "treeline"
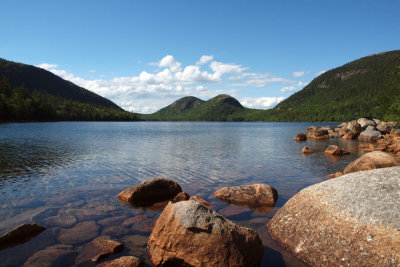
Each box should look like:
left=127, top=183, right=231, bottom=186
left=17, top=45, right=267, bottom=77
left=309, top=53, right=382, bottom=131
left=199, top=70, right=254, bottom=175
left=0, top=76, right=137, bottom=122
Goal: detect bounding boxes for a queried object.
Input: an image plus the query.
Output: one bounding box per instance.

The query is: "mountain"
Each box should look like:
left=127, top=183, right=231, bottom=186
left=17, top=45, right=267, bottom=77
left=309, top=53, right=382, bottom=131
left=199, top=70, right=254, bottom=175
left=0, top=58, right=137, bottom=121
left=140, top=94, right=250, bottom=121
left=269, top=50, right=400, bottom=122
left=142, top=50, right=400, bottom=122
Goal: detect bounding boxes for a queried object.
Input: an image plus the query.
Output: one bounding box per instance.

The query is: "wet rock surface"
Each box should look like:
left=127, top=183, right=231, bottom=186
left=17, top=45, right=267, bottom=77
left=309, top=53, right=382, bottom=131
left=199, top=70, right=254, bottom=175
left=23, top=244, right=76, bottom=267
left=268, top=167, right=400, bottom=266
left=57, top=221, right=99, bottom=245
left=148, top=200, right=263, bottom=267
left=97, top=256, right=143, bottom=267
left=301, top=146, right=314, bottom=154
left=0, top=223, right=46, bottom=250
left=75, top=236, right=124, bottom=265
left=214, top=184, right=278, bottom=206
left=117, top=178, right=182, bottom=207
left=293, top=132, right=307, bottom=141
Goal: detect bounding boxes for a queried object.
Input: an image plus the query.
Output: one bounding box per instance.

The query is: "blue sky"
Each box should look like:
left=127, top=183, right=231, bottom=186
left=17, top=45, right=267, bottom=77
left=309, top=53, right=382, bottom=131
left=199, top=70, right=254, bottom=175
left=1, top=0, right=399, bottom=113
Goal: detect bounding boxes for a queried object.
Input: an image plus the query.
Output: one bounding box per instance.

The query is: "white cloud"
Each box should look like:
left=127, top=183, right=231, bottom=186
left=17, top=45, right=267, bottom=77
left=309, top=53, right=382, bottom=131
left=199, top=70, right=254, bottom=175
left=297, top=81, right=309, bottom=87
left=150, top=55, right=182, bottom=72
left=36, top=55, right=306, bottom=114
left=292, top=71, right=311, bottom=77
left=196, top=55, right=214, bottom=65
left=314, top=70, right=326, bottom=76
left=89, top=70, right=96, bottom=73
left=37, top=63, right=57, bottom=70
left=280, top=86, right=297, bottom=92
left=240, top=97, right=285, bottom=109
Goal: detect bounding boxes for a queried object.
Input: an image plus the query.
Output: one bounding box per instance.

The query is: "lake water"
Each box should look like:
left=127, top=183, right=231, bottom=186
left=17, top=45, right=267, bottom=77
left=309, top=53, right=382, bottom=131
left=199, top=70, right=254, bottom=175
left=0, top=122, right=363, bottom=266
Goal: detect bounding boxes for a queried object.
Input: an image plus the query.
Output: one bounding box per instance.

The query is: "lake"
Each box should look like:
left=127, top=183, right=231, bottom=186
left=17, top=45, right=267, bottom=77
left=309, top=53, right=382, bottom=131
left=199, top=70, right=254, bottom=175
left=0, top=122, right=363, bottom=266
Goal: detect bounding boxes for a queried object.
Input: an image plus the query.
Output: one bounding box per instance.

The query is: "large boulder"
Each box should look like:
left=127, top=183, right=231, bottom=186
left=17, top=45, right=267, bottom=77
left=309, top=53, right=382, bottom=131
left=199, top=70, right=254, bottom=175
left=0, top=223, right=46, bottom=250
left=346, top=120, right=362, bottom=136
left=358, top=130, right=382, bottom=142
left=376, top=123, right=391, bottom=134
left=306, top=126, right=330, bottom=139
left=268, top=167, right=400, bottom=266
left=118, top=178, right=182, bottom=207
left=343, top=151, right=400, bottom=174
left=214, top=184, right=278, bottom=206
left=148, top=200, right=263, bottom=267
left=357, top=118, right=376, bottom=130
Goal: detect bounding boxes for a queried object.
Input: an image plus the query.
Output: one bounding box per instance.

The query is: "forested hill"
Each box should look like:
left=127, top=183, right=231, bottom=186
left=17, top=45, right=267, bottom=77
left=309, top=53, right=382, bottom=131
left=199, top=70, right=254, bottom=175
left=140, top=95, right=251, bottom=121
left=270, top=50, right=400, bottom=122
left=0, top=58, right=137, bottom=121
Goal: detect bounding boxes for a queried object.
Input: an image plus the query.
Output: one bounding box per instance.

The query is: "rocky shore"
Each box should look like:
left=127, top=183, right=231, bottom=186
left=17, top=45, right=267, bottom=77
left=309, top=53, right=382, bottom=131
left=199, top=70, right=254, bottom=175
left=2, top=118, right=400, bottom=266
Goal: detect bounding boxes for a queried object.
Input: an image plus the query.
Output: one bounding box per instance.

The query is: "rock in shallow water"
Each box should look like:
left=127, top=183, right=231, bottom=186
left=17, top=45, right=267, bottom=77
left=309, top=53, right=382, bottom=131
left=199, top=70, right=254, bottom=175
left=75, top=236, right=124, bottom=265
left=57, top=221, right=99, bottom=245
left=23, top=244, right=75, bottom=267
left=343, top=151, right=400, bottom=174
left=148, top=200, right=263, bottom=267
left=0, top=223, right=46, bottom=250
left=97, top=256, right=143, bottom=267
left=268, top=167, right=400, bottom=266
left=214, top=184, right=278, bottom=206
left=117, top=178, right=182, bottom=207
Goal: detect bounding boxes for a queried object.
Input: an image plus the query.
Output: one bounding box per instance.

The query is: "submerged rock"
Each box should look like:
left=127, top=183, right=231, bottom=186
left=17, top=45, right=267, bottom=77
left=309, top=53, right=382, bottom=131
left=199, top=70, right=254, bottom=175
left=0, top=223, right=46, bottom=250
left=343, top=151, right=400, bottom=174
left=57, top=221, right=99, bottom=245
left=75, top=236, right=124, bottom=265
left=97, top=256, right=143, bottom=267
left=214, top=184, right=278, bottom=206
left=148, top=200, right=263, bottom=267
left=23, top=244, right=75, bottom=267
left=268, top=167, right=400, bottom=266
left=117, top=178, right=182, bottom=207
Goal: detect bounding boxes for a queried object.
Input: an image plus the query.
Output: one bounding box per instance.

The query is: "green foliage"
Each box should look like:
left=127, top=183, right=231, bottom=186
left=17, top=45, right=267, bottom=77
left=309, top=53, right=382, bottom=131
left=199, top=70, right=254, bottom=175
left=0, top=77, right=137, bottom=122
left=0, top=58, right=121, bottom=110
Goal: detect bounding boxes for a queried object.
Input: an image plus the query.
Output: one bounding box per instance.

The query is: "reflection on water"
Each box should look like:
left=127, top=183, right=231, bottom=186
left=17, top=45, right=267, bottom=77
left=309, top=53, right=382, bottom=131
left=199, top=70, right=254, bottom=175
left=0, top=122, right=363, bottom=266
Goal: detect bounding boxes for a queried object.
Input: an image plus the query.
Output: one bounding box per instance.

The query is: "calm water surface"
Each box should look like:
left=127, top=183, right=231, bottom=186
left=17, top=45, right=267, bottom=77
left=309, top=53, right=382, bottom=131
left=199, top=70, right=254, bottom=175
left=0, top=122, right=364, bottom=266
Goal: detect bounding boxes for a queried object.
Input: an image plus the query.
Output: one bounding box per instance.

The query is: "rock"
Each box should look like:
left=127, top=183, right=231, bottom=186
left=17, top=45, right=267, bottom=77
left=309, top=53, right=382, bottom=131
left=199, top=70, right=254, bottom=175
left=57, top=221, right=99, bottom=245
left=306, top=126, right=329, bottom=139
left=75, top=236, right=124, bottom=265
left=358, top=130, right=382, bottom=142
left=357, top=118, right=376, bottom=129
left=293, top=133, right=307, bottom=141
left=268, top=167, right=400, bottom=266
left=23, top=244, right=75, bottom=267
left=346, top=120, right=362, bottom=136
left=324, top=145, right=350, bottom=155
left=377, top=123, right=391, bottom=134
left=148, top=200, right=263, bottom=267
left=343, top=151, right=400, bottom=174
left=337, top=122, right=347, bottom=128
left=365, top=125, right=376, bottom=131
left=44, top=214, right=76, bottom=228
left=218, top=206, right=251, bottom=218
left=97, top=256, right=143, bottom=267
left=328, top=130, right=340, bottom=138
left=338, top=127, right=348, bottom=137
left=342, top=131, right=356, bottom=139
left=391, top=129, right=400, bottom=137
left=0, top=223, right=46, bottom=250
left=173, top=192, right=190, bottom=202
left=189, top=195, right=210, bottom=206
left=302, top=146, right=314, bottom=154
left=327, top=172, right=343, bottom=178
left=373, top=118, right=381, bottom=125
left=214, top=184, right=278, bottom=206
left=117, top=178, right=182, bottom=207
left=101, top=226, right=130, bottom=237
left=122, top=215, right=148, bottom=227
left=97, top=215, right=127, bottom=227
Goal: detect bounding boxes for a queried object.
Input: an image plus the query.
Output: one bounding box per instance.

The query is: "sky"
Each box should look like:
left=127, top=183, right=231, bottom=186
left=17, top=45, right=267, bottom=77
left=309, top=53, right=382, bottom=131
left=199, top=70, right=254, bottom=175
left=1, top=0, right=399, bottom=113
